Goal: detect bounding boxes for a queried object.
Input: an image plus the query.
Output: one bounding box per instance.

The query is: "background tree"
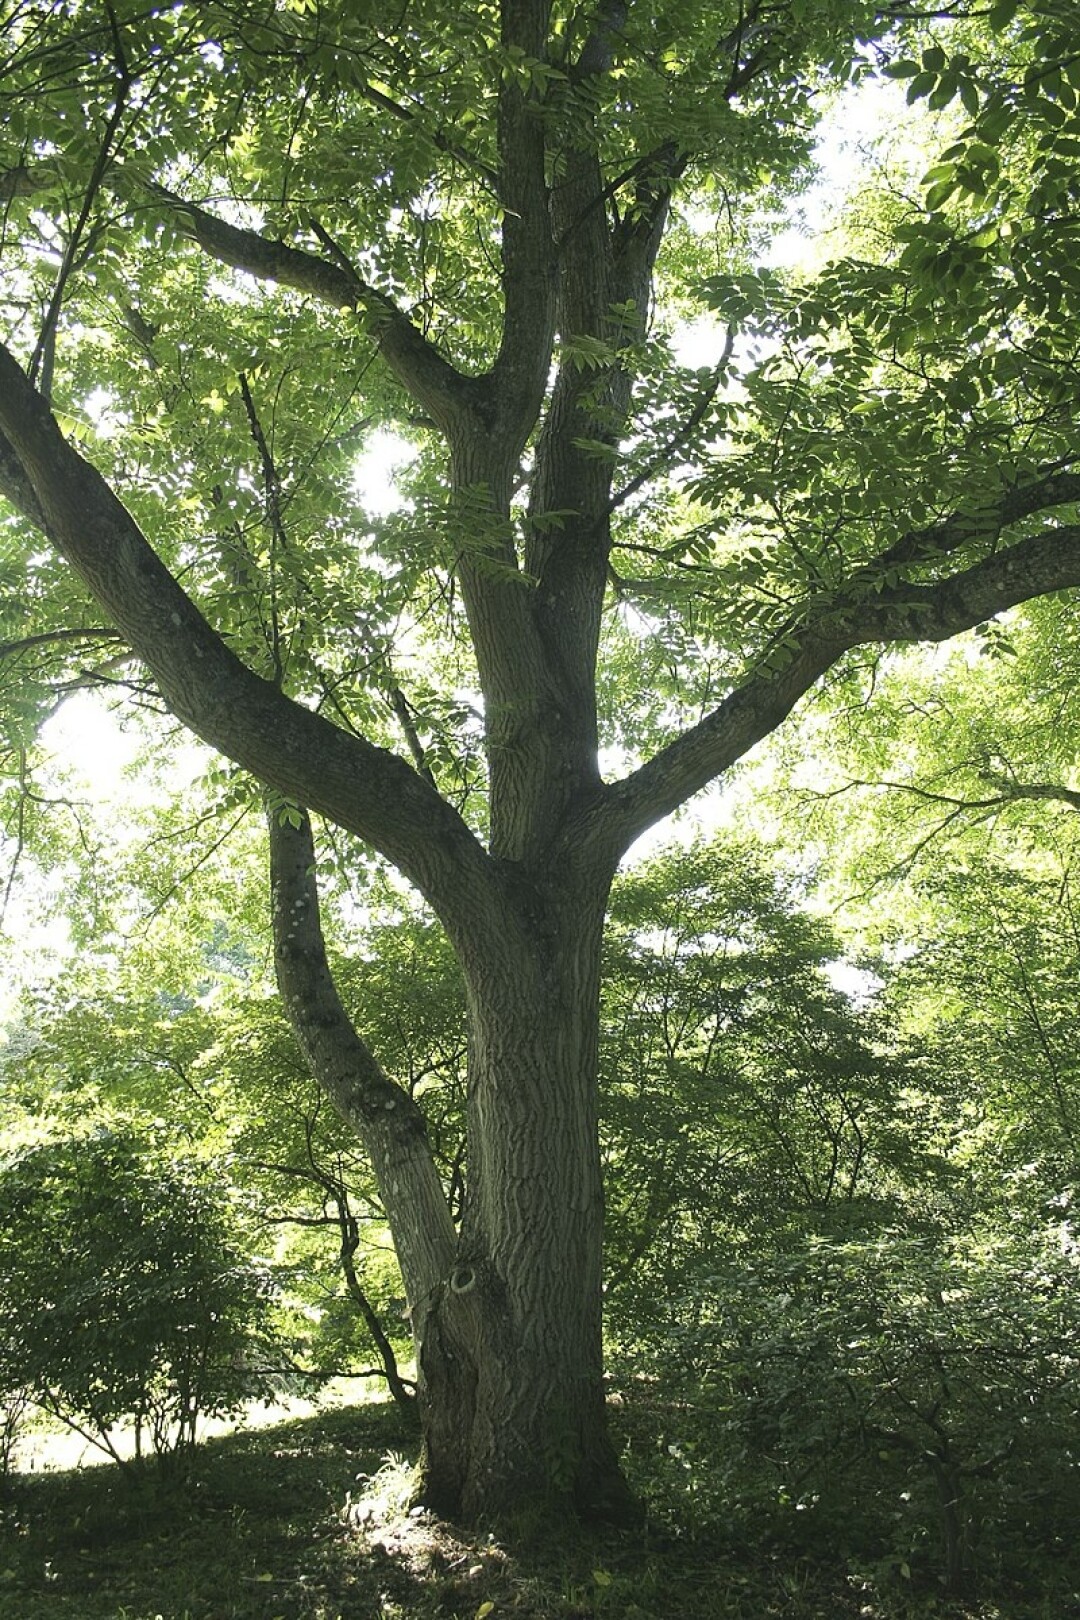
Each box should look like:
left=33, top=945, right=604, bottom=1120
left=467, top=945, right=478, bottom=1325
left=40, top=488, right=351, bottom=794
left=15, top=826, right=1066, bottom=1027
left=0, top=1127, right=281, bottom=1473
left=3, top=0, right=1080, bottom=1521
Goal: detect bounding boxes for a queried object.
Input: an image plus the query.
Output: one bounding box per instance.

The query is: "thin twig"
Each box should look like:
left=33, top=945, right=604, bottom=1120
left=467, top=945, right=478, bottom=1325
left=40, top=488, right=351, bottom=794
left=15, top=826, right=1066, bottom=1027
left=28, top=1, right=131, bottom=395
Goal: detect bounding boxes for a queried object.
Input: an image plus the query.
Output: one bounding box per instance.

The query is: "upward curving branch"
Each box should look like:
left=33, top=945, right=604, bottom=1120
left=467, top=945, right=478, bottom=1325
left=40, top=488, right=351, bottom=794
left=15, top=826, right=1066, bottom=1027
left=143, top=183, right=481, bottom=435
left=0, top=158, right=483, bottom=434
left=599, top=517, right=1080, bottom=859
left=856, top=466, right=1080, bottom=581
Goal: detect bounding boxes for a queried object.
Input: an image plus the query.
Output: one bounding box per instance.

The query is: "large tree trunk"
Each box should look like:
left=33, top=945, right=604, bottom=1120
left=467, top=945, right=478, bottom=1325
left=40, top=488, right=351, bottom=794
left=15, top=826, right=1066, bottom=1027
left=269, top=808, right=629, bottom=1521
left=419, top=876, right=633, bottom=1521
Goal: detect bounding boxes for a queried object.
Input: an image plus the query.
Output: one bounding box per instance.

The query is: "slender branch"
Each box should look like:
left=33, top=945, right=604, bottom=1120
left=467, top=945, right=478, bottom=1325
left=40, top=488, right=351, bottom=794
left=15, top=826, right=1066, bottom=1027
left=141, top=182, right=478, bottom=434
left=0, top=748, right=29, bottom=929
left=267, top=805, right=457, bottom=1311
left=285, top=1110, right=416, bottom=1409
left=813, top=774, right=1080, bottom=816
left=352, top=75, right=498, bottom=188
left=28, top=1, right=131, bottom=397
left=0, top=626, right=123, bottom=659
left=857, top=466, right=1080, bottom=583
left=389, top=686, right=438, bottom=787
left=238, top=373, right=286, bottom=684
left=332, top=1181, right=418, bottom=1410
left=604, top=335, right=734, bottom=522
left=137, top=805, right=253, bottom=927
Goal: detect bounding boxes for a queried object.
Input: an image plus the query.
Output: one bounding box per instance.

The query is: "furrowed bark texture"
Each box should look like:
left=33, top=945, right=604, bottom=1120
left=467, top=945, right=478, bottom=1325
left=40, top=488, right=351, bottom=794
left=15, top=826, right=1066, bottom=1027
left=421, top=867, right=631, bottom=1519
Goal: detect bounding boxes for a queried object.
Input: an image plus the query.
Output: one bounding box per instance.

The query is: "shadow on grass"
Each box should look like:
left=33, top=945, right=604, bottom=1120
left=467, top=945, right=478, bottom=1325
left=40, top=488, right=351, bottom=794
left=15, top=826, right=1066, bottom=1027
left=1, top=1402, right=421, bottom=1620
left=0, top=1398, right=1069, bottom=1620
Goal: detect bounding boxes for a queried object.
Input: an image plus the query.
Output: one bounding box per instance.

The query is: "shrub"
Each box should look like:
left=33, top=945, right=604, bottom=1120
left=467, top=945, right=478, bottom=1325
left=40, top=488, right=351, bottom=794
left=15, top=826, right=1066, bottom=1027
left=0, top=1128, right=283, bottom=1471
left=613, top=1229, right=1080, bottom=1593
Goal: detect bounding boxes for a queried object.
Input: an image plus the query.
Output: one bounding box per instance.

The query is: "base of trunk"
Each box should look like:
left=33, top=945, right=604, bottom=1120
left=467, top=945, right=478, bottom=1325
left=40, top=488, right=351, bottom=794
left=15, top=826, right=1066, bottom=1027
left=419, top=1422, right=640, bottom=1528
left=416, top=1286, right=639, bottom=1527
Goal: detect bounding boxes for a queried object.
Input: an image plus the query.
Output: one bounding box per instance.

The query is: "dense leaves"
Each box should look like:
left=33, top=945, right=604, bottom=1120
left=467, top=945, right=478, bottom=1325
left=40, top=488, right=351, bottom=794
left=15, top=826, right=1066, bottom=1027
left=0, top=1128, right=281, bottom=1470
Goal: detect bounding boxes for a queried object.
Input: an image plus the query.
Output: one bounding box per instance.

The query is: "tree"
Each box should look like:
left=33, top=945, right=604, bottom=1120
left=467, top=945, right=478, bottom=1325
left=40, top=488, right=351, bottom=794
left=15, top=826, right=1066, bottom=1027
left=599, top=838, right=907, bottom=1287
left=758, top=592, right=1080, bottom=1204
left=3, top=0, right=1080, bottom=1521
left=0, top=1127, right=280, bottom=1472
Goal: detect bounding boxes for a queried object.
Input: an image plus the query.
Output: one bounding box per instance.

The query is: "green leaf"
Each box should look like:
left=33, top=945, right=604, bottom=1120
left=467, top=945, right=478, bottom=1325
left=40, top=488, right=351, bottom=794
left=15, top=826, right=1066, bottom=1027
left=906, top=71, right=937, bottom=103
left=958, top=78, right=980, bottom=116
left=925, top=180, right=960, bottom=211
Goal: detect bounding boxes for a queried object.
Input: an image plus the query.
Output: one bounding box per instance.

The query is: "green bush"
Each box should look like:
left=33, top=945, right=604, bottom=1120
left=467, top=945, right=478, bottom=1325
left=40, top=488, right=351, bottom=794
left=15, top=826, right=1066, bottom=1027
left=614, top=1229, right=1080, bottom=1593
left=0, top=1128, right=283, bottom=1471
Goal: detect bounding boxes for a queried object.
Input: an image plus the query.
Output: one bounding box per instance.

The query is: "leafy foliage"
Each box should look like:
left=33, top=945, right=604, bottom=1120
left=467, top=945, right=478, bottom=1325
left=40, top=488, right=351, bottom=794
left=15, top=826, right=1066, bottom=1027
left=0, top=1128, right=282, bottom=1470
left=620, top=1229, right=1080, bottom=1599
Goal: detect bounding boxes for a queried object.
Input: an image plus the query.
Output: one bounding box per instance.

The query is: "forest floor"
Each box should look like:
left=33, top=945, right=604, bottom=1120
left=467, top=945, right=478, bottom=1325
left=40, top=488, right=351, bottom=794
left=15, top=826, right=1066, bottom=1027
left=0, top=1397, right=1067, bottom=1620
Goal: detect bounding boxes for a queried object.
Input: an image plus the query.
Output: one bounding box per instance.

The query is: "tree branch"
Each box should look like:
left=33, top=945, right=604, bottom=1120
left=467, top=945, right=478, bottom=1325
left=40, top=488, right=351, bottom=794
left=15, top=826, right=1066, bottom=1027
left=487, top=0, right=557, bottom=455
left=268, top=806, right=457, bottom=1313
left=352, top=76, right=498, bottom=189
left=978, top=775, right=1080, bottom=813
left=0, top=341, right=499, bottom=932
left=4, top=139, right=484, bottom=434
left=834, top=523, right=1080, bottom=645
left=814, top=774, right=1080, bottom=816
left=600, top=521, right=1080, bottom=856
left=28, top=0, right=131, bottom=398
left=604, top=334, right=734, bottom=523
left=857, top=465, right=1080, bottom=582
left=0, top=626, right=124, bottom=660
left=141, top=181, right=480, bottom=434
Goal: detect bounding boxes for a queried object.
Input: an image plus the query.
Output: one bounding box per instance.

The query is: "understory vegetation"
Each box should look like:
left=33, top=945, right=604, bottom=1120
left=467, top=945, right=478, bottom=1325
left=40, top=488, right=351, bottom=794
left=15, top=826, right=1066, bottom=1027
left=2, top=1390, right=1075, bottom=1620
left=2, top=0, right=1080, bottom=1606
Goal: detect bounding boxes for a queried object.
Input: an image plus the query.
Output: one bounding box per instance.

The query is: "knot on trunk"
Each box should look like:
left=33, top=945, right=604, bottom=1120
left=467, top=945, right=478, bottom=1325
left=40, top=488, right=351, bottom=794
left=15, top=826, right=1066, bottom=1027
left=449, top=1263, right=478, bottom=1295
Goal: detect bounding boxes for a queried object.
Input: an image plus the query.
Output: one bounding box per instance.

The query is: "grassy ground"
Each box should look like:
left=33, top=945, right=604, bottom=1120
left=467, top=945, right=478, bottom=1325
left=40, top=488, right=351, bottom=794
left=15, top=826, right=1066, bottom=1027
left=0, top=1400, right=1069, bottom=1620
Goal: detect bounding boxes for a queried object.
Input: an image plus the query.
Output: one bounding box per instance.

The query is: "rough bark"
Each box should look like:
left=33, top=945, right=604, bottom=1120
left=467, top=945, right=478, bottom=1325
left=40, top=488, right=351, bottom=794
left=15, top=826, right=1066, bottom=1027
left=268, top=805, right=630, bottom=1518
left=416, top=863, right=632, bottom=1521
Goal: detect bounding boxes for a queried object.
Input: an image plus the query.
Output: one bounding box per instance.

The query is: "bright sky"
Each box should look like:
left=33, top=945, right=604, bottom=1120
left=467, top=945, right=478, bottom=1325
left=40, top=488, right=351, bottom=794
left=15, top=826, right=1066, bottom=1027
left=41, top=689, right=147, bottom=788
left=672, top=71, right=920, bottom=369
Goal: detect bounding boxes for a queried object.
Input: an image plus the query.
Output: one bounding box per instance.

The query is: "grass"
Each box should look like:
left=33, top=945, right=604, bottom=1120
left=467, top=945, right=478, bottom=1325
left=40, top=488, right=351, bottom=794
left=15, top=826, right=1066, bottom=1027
left=0, top=1398, right=1072, bottom=1620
